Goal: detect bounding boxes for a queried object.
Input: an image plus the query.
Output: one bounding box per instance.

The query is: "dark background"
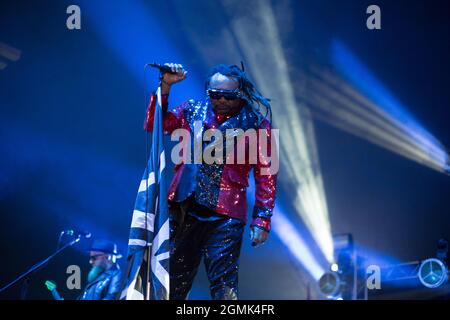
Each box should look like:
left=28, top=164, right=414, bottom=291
left=1, top=0, right=449, bottom=299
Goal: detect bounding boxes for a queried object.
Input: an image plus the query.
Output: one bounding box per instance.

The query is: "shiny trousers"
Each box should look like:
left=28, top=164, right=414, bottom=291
left=170, top=213, right=245, bottom=300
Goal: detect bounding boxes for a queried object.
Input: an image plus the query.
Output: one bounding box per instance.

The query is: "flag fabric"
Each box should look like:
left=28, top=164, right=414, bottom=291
left=121, top=87, right=170, bottom=300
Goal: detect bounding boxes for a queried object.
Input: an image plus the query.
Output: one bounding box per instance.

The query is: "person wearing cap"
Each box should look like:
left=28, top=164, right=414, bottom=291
left=45, top=239, right=123, bottom=300
left=79, top=239, right=123, bottom=300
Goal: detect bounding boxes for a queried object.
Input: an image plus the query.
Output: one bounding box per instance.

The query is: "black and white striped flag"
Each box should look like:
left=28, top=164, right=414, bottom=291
left=121, top=87, right=170, bottom=300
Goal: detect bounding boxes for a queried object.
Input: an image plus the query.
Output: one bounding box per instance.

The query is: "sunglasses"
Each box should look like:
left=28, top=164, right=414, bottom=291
left=89, top=253, right=107, bottom=261
left=207, top=88, right=242, bottom=100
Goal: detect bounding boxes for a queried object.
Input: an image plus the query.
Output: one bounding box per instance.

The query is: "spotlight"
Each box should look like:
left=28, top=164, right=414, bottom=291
left=323, top=40, right=450, bottom=174
left=331, top=263, right=339, bottom=272
left=272, top=208, right=325, bottom=280
left=318, top=272, right=341, bottom=299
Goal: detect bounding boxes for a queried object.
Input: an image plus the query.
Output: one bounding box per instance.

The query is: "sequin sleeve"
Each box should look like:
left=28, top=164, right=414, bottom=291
left=143, top=94, right=187, bottom=134
left=251, top=119, right=278, bottom=232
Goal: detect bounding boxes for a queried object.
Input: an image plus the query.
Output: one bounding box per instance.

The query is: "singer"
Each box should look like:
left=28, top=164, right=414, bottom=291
left=144, top=63, right=278, bottom=300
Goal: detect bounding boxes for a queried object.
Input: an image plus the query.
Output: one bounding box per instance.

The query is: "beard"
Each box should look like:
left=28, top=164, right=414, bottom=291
left=87, top=265, right=105, bottom=283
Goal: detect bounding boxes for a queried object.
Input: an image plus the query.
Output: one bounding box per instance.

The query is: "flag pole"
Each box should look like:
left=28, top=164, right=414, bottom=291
left=145, top=82, right=163, bottom=300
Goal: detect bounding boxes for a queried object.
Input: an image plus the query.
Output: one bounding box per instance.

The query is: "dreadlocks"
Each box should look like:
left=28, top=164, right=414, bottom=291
left=205, top=64, right=272, bottom=125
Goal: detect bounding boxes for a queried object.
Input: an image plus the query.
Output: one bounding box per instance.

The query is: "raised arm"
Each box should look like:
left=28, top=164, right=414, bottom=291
left=143, top=63, right=188, bottom=134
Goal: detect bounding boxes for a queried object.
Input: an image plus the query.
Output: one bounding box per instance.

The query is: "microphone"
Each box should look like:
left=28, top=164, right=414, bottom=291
left=146, top=63, right=177, bottom=74
left=62, top=229, right=92, bottom=239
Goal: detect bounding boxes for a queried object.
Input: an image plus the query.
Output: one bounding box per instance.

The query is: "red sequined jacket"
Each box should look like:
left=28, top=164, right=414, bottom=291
left=144, top=94, right=277, bottom=232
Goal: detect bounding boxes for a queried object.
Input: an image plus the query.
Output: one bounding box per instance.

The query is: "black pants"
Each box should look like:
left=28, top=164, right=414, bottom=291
left=170, top=211, right=245, bottom=300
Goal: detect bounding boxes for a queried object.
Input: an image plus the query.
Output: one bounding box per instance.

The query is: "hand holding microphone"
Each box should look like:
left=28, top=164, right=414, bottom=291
left=148, top=62, right=188, bottom=88
left=161, top=63, right=188, bottom=86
